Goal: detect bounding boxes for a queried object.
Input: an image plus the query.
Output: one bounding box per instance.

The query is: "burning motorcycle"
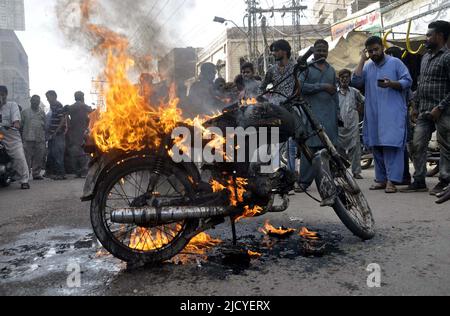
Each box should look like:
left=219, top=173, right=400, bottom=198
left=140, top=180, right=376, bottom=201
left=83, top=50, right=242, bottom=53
left=82, top=60, right=375, bottom=264
left=0, top=128, right=14, bottom=187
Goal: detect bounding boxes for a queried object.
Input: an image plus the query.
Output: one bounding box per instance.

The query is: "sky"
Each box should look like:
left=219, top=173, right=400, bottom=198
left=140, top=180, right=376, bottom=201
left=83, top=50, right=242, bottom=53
left=15, top=0, right=316, bottom=109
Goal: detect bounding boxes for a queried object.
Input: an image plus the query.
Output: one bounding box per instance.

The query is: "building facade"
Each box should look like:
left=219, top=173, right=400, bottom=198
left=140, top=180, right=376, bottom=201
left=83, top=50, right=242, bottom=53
left=0, top=29, right=29, bottom=108
left=158, top=47, right=198, bottom=98
left=314, top=0, right=391, bottom=24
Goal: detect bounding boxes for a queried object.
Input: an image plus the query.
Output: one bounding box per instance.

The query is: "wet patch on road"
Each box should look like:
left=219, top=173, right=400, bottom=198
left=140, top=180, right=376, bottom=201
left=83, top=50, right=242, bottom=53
left=0, top=227, right=125, bottom=295
left=0, top=226, right=345, bottom=295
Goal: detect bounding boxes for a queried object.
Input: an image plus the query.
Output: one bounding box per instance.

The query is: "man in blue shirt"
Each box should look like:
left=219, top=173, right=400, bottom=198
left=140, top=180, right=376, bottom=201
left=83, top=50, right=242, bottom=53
left=352, top=36, right=413, bottom=194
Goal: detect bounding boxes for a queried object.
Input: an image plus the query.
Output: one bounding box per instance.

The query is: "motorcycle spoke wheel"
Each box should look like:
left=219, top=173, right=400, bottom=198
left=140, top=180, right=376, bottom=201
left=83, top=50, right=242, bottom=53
left=333, top=170, right=375, bottom=240
left=103, top=170, right=187, bottom=254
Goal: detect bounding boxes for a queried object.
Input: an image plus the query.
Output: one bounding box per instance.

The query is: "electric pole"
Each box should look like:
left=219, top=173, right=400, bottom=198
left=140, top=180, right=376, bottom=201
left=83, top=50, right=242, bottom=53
left=245, top=0, right=308, bottom=66
left=91, top=78, right=107, bottom=110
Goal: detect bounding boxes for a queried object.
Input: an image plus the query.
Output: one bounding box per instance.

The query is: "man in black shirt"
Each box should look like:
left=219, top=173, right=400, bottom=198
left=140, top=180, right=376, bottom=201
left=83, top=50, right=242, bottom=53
left=67, top=91, right=93, bottom=178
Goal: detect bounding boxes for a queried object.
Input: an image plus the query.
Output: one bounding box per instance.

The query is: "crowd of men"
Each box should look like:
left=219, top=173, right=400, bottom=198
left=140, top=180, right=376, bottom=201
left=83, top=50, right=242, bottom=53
left=183, top=20, right=450, bottom=197
left=0, top=88, right=93, bottom=189
left=1, top=20, right=449, bottom=201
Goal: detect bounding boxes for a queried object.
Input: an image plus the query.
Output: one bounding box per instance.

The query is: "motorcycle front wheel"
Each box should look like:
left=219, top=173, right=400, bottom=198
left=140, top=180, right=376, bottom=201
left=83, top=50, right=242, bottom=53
left=332, top=168, right=376, bottom=241
left=90, top=156, right=200, bottom=264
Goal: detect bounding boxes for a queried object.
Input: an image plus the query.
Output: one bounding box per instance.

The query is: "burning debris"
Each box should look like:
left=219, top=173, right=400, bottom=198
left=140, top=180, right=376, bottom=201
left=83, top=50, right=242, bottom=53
left=241, top=98, right=258, bottom=106
left=299, top=227, right=321, bottom=241
left=169, top=232, right=222, bottom=265
left=247, top=250, right=262, bottom=259
left=235, top=205, right=264, bottom=223
left=259, top=220, right=296, bottom=239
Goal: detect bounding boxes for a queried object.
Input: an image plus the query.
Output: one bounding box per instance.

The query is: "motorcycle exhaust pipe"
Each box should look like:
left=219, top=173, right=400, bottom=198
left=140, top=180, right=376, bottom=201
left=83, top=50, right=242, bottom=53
left=111, top=206, right=230, bottom=225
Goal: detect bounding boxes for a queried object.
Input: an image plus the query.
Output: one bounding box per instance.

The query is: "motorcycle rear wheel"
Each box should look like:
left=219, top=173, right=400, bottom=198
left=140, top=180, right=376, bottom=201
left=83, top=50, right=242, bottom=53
left=91, top=156, right=199, bottom=264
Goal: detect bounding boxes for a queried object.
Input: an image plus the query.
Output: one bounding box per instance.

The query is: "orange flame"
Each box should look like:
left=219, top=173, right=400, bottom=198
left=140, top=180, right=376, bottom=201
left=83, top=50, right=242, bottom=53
left=129, top=225, right=221, bottom=264
left=259, top=220, right=295, bottom=237
left=129, top=227, right=174, bottom=251
left=299, top=227, right=320, bottom=241
left=241, top=98, right=258, bottom=106
left=77, top=0, right=193, bottom=154
left=235, top=205, right=263, bottom=222
left=210, top=177, right=248, bottom=207
left=247, top=250, right=262, bottom=259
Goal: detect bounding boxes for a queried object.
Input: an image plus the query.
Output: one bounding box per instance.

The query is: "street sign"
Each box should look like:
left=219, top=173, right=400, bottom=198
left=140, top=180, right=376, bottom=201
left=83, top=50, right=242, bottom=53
left=0, top=0, right=25, bottom=31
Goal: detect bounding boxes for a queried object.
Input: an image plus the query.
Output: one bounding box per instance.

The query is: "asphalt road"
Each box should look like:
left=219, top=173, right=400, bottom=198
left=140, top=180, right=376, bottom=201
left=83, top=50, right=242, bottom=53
left=0, top=170, right=449, bottom=296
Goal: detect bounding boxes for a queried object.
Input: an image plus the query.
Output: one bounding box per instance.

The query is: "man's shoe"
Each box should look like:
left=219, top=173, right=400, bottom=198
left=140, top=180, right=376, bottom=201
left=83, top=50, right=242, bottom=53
left=33, top=176, right=44, bottom=181
left=21, top=183, right=30, bottom=190
left=353, top=174, right=364, bottom=180
left=436, top=187, right=450, bottom=204
left=370, top=182, right=386, bottom=191
left=53, top=175, right=67, bottom=181
left=430, top=182, right=449, bottom=196
left=385, top=181, right=398, bottom=194
left=400, top=182, right=428, bottom=193
left=394, top=178, right=412, bottom=186
left=295, top=183, right=309, bottom=193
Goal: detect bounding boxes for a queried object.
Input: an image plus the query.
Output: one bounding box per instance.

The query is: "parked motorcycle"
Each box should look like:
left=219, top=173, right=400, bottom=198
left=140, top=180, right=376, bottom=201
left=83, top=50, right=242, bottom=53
left=0, top=128, right=14, bottom=187
left=82, top=60, right=375, bottom=264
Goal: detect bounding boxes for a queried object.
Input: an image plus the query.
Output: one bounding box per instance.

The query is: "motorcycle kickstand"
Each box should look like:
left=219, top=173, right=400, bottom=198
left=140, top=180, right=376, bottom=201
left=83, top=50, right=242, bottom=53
left=230, top=216, right=237, bottom=246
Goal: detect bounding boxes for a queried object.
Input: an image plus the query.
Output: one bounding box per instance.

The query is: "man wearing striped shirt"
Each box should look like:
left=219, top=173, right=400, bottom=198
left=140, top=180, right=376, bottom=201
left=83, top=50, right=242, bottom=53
left=45, top=91, right=67, bottom=181
left=402, top=21, right=450, bottom=195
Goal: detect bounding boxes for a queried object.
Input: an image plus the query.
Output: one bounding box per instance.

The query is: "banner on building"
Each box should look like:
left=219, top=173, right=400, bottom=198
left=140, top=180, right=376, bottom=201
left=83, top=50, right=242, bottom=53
left=0, top=0, right=25, bottom=31
left=383, top=0, right=450, bottom=39
left=331, top=2, right=382, bottom=40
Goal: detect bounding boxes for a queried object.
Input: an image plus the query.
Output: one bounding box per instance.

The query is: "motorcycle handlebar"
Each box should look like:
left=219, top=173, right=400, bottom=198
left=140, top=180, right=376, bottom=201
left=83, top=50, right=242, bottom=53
left=0, top=126, right=18, bottom=132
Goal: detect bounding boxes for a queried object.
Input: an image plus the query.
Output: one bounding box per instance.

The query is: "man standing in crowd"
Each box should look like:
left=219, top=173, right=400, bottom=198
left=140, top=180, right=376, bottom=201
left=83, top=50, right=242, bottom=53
left=261, top=40, right=299, bottom=175
left=240, top=62, right=261, bottom=99
left=261, top=40, right=296, bottom=105
left=385, top=46, right=414, bottom=186
left=0, top=86, right=30, bottom=189
left=352, top=36, right=413, bottom=194
left=298, top=40, right=340, bottom=191
left=337, top=69, right=365, bottom=179
left=66, top=91, right=92, bottom=178
left=46, top=90, right=67, bottom=181
left=402, top=21, right=450, bottom=195
left=21, top=95, right=46, bottom=181
left=187, top=62, right=219, bottom=116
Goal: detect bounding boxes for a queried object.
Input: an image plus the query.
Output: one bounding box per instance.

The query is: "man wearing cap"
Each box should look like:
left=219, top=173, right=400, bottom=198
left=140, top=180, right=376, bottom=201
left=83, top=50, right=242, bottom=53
left=337, top=69, right=365, bottom=179
left=0, top=85, right=30, bottom=189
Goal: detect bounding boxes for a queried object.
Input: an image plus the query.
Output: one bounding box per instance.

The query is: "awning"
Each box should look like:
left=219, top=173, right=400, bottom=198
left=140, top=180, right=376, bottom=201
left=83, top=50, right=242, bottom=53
left=299, top=31, right=371, bottom=71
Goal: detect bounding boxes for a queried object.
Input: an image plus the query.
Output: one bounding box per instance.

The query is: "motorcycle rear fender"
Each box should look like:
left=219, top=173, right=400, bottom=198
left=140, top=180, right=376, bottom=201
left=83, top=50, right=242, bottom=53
left=312, top=149, right=337, bottom=207
left=81, top=151, right=201, bottom=202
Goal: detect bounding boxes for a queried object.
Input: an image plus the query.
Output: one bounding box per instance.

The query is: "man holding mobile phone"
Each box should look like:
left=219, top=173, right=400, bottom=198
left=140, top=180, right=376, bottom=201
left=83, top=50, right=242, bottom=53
left=352, top=36, right=413, bottom=194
